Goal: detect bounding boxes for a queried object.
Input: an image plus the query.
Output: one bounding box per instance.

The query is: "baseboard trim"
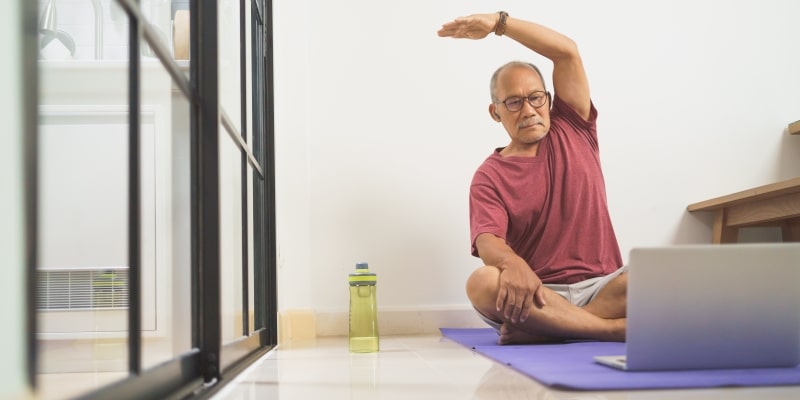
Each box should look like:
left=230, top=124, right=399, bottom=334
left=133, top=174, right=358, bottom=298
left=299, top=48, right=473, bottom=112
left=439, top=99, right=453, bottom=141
left=278, top=307, right=487, bottom=343
left=278, top=309, right=317, bottom=344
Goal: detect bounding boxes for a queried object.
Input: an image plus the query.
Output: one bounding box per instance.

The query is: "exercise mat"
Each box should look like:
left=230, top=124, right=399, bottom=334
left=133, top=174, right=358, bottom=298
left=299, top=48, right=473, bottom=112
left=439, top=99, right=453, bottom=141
left=440, top=328, right=800, bottom=391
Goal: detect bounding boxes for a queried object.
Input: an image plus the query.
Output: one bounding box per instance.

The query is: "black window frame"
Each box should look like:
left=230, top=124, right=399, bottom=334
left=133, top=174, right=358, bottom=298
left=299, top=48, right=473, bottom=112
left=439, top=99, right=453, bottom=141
left=25, top=0, right=278, bottom=398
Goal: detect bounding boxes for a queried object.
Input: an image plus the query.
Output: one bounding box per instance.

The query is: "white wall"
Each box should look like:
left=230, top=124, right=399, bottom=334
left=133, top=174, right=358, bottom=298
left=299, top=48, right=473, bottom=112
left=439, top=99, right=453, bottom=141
left=273, top=0, right=800, bottom=320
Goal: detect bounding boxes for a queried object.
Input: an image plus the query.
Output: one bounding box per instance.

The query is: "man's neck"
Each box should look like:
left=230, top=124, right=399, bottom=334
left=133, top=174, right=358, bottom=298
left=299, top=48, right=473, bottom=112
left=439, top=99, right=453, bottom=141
left=500, top=142, right=540, bottom=157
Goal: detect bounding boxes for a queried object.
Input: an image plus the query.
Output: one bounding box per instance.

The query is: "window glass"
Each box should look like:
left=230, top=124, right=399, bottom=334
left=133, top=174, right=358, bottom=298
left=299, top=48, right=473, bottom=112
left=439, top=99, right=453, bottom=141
left=37, top=0, right=131, bottom=395
left=139, top=50, right=194, bottom=369
left=1, top=0, right=30, bottom=397
left=247, top=167, right=256, bottom=333
left=219, top=123, right=245, bottom=342
left=219, top=0, right=242, bottom=134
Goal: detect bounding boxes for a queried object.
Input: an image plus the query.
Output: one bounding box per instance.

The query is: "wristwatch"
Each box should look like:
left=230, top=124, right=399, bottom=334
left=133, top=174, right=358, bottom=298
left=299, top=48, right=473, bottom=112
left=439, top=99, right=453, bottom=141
left=495, top=11, right=509, bottom=36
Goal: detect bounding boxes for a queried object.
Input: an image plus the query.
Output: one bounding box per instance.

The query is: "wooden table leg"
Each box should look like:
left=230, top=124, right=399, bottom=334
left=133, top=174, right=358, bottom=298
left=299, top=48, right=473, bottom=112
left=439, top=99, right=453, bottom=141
left=781, top=218, right=800, bottom=242
left=713, top=209, right=739, bottom=244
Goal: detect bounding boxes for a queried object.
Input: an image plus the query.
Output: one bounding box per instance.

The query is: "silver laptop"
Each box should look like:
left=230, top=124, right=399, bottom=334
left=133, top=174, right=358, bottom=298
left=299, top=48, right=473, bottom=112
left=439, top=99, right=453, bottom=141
left=594, top=243, right=800, bottom=371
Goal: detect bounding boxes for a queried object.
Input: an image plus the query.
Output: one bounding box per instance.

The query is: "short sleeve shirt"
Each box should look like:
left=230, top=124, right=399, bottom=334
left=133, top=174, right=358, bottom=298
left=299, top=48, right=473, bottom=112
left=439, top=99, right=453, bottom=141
left=469, top=95, right=622, bottom=284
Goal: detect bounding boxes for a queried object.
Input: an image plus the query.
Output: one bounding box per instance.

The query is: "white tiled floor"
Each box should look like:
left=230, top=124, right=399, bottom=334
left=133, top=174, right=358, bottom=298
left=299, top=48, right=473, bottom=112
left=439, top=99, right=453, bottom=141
left=210, top=334, right=800, bottom=400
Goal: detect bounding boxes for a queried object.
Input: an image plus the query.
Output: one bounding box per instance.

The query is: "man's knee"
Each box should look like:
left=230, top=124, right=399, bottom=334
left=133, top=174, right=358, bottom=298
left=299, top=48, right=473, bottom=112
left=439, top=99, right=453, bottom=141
left=606, top=271, right=628, bottom=296
left=584, top=271, right=628, bottom=318
left=593, top=271, right=627, bottom=302
left=466, top=266, right=500, bottom=313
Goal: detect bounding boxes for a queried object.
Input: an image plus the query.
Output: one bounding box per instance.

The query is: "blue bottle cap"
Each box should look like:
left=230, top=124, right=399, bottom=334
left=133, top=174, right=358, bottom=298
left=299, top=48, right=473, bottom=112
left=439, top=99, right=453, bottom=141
left=349, top=261, right=376, bottom=286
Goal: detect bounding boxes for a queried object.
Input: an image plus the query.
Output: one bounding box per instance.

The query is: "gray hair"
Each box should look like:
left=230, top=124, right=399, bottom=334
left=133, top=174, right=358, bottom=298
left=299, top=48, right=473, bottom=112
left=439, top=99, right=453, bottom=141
left=489, top=61, right=546, bottom=102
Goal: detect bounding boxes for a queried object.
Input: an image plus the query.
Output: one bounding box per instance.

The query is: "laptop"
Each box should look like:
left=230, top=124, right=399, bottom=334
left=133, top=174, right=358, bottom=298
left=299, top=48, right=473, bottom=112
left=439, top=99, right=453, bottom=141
left=594, top=243, right=800, bottom=371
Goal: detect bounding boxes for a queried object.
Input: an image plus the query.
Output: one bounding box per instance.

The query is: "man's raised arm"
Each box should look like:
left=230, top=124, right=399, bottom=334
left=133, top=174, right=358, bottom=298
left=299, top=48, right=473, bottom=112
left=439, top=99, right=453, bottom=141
left=438, top=12, right=591, bottom=120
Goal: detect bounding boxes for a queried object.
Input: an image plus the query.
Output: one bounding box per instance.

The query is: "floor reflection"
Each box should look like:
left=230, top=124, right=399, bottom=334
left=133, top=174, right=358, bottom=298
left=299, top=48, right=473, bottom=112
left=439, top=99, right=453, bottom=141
left=473, top=363, right=613, bottom=400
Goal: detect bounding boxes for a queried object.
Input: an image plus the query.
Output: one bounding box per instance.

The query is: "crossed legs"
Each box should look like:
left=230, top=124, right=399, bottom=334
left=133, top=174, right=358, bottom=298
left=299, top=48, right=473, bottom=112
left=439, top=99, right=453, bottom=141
left=466, top=265, right=627, bottom=344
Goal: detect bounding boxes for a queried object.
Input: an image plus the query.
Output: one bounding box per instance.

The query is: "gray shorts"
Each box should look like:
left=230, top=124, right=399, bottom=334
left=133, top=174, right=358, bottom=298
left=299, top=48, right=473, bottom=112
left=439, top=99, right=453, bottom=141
left=476, top=265, right=628, bottom=332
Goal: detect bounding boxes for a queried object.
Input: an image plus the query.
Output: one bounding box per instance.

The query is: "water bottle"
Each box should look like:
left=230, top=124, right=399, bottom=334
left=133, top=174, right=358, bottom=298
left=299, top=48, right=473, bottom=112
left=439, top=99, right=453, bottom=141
left=349, top=262, right=379, bottom=352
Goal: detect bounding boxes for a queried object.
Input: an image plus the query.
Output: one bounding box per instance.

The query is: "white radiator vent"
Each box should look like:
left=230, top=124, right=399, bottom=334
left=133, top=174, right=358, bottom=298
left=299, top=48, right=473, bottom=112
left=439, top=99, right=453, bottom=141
left=37, top=268, right=129, bottom=310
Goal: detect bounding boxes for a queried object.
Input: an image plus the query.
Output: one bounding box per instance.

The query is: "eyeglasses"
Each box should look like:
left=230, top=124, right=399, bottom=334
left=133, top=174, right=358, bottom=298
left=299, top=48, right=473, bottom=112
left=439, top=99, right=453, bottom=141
left=495, top=91, right=550, bottom=112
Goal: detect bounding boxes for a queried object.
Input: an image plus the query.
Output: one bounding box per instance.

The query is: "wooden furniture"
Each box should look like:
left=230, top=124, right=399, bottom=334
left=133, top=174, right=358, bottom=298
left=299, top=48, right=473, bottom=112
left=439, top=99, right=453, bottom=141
left=687, top=177, right=800, bottom=243
left=790, top=120, right=800, bottom=135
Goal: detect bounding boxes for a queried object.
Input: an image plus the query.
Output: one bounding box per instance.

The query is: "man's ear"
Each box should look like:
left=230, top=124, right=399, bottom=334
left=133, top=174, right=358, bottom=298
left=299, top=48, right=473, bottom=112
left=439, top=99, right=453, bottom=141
left=489, top=104, right=501, bottom=122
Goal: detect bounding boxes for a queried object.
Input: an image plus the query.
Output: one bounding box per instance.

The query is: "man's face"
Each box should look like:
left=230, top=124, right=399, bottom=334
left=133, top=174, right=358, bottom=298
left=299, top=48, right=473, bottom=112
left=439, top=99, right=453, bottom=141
left=490, top=65, right=551, bottom=149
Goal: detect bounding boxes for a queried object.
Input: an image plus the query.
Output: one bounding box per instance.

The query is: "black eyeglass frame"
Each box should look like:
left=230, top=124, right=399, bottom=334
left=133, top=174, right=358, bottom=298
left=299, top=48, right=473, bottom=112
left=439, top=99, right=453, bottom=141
left=494, top=91, right=551, bottom=112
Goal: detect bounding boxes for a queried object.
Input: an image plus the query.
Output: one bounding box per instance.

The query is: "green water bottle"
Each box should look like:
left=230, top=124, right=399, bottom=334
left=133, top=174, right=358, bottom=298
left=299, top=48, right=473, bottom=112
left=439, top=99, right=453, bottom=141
left=349, top=262, right=379, bottom=353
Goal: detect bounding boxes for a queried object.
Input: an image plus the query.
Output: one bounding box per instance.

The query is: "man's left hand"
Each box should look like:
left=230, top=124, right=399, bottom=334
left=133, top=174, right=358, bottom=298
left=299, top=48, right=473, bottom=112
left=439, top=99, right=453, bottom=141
left=437, top=13, right=499, bottom=40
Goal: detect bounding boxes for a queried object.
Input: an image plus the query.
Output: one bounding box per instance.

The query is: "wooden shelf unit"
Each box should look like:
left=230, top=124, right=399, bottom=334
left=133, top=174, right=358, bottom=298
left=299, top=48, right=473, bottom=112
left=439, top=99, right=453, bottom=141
left=687, top=177, right=800, bottom=243
left=790, top=120, right=800, bottom=135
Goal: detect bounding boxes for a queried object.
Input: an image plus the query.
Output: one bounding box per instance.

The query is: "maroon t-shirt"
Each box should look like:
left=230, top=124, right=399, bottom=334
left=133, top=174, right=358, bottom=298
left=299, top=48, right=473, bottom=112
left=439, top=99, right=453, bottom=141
left=469, top=95, right=622, bottom=284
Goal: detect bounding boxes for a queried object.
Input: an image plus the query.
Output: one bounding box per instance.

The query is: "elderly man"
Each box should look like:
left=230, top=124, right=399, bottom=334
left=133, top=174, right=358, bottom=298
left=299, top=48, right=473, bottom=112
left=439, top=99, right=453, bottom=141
left=438, top=12, right=627, bottom=344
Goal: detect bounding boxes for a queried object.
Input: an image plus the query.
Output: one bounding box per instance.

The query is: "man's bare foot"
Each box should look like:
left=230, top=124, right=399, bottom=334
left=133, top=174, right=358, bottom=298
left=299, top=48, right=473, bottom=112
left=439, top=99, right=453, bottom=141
left=497, top=323, right=561, bottom=345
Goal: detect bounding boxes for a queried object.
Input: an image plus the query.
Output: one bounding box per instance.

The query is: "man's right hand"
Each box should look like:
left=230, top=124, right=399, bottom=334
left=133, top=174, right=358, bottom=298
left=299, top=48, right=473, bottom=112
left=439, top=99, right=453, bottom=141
left=475, top=233, right=546, bottom=324
left=496, top=257, right=546, bottom=323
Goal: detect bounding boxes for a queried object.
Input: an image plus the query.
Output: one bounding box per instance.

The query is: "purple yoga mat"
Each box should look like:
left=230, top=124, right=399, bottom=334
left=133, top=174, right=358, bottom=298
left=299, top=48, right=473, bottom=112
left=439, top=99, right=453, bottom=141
left=440, top=328, right=800, bottom=391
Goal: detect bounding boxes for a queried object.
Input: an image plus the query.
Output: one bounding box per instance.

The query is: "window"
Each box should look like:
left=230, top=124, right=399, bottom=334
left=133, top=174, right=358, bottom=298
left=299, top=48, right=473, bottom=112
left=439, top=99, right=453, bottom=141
left=29, top=0, right=276, bottom=398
